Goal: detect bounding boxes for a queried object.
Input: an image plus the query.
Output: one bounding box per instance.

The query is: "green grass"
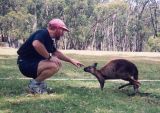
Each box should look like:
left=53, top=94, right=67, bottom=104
left=0, top=54, right=160, bottom=113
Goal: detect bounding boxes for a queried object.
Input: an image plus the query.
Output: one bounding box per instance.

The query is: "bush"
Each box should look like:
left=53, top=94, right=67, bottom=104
left=148, top=35, right=160, bottom=52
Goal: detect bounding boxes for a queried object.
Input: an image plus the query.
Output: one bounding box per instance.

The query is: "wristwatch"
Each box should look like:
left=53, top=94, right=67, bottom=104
left=48, top=53, right=52, bottom=60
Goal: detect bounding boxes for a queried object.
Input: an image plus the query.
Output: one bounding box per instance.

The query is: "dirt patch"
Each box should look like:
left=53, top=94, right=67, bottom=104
left=61, top=50, right=160, bottom=57
left=0, top=47, right=160, bottom=61
left=0, top=47, right=18, bottom=55
left=61, top=50, right=160, bottom=62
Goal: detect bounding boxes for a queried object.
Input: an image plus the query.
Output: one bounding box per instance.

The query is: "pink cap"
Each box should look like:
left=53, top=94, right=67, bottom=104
left=49, top=19, right=69, bottom=32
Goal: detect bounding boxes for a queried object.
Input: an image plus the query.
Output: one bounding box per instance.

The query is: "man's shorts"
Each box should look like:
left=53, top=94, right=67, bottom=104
left=17, top=56, right=41, bottom=79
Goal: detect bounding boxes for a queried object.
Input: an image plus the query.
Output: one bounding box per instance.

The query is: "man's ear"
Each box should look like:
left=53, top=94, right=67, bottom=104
left=93, top=63, right=98, bottom=68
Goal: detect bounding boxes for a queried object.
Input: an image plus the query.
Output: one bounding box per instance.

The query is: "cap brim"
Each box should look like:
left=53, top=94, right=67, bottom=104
left=62, top=27, right=69, bottom=32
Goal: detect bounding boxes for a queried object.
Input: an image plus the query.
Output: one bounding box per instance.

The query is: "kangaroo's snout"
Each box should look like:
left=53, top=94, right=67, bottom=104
left=83, top=67, right=88, bottom=72
left=83, top=63, right=97, bottom=73
left=83, top=67, right=91, bottom=72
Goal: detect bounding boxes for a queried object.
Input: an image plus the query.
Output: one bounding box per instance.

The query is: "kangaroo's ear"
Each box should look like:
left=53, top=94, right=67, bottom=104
left=93, top=63, right=98, bottom=68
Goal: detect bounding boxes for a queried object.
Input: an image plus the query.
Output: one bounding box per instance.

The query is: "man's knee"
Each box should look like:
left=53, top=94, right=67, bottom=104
left=50, top=62, right=61, bottom=73
left=53, top=59, right=62, bottom=68
left=37, top=60, right=61, bottom=75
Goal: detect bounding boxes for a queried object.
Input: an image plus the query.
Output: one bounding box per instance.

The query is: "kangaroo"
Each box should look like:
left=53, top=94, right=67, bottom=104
left=84, top=59, right=140, bottom=94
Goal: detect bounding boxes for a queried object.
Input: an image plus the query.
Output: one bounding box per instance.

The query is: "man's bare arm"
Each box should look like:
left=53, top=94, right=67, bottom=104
left=32, top=40, right=49, bottom=59
left=53, top=50, right=84, bottom=67
left=53, top=50, right=72, bottom=62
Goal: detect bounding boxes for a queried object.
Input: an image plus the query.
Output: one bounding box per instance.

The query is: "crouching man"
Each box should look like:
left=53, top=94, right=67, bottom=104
left=17, top=18, right=84, bottom=94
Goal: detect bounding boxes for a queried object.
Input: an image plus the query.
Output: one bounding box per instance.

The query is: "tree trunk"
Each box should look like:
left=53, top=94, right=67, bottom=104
left=91, top=22, right=98, bottom=50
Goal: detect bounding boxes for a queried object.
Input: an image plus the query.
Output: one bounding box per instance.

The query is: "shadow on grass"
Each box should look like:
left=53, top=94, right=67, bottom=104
left=137, top=92, right=160, bottom=100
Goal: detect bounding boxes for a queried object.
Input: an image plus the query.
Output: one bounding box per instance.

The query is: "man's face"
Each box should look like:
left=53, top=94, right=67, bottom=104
left=49, top=30, right=55, bottom=38
left=49, top=27, right=65, bottom=40
left=54, top=28, right=64, bottom=40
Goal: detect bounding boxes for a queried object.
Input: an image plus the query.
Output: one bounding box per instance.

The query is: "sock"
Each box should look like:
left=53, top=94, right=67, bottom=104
left=31, top=79, right=41, bottom=84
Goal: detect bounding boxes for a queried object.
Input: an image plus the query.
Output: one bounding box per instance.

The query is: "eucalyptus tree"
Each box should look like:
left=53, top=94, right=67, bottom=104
left=0, top=0, right=159, bottom=51
left=148, top=0, right=159, bottom=37
left=0, top=0, right=34, bottom=46
left=61, top=0, right=96, bottom=50
left=88, top=0, right=129, bottom=51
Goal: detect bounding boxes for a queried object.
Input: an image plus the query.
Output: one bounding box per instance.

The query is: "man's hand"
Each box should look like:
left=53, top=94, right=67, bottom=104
left=70, top=59, right=84, bottom=68
left=50, top=56, right=61, bottom=67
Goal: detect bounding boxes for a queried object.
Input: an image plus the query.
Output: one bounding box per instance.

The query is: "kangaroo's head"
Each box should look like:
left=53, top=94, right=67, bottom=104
left=84, top=63, right=105, bottom=90
left=84, top=63, right=98, bottom=74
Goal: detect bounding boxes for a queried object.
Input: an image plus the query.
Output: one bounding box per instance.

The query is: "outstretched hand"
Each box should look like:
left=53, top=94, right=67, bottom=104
left=71, top=59, right=84, bottom=68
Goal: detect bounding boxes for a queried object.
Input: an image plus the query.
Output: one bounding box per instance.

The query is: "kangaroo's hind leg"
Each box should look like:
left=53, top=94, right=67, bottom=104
left=116, top=73, right=133, bottom=89
left=133, top=79, right=140, bottom=94
left=127, top=78, right=140, bottom=94
left=118, top=82, right=132, bottom=89
left=117, top=73, right=140, bottom=93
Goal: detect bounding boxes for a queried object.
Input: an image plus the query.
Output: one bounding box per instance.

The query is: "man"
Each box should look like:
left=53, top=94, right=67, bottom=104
left=17, top=18, right=84, bottom=94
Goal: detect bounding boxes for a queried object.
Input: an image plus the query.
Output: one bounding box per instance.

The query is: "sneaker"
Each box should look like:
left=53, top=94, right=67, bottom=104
left=40, top=82, right=56, bottom=94
left=39, top=81, right=47, bottom=90
left=28, top=79, right=47, bottom=94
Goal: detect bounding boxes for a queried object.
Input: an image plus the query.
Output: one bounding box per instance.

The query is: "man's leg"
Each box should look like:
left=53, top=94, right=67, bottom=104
left=36, top=59, right=61, bottom=82
left=28, top=59, right=61, bottom=94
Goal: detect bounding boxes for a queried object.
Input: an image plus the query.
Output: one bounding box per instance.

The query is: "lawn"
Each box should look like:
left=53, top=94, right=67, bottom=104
left=0, top=53, right=160, bottom=113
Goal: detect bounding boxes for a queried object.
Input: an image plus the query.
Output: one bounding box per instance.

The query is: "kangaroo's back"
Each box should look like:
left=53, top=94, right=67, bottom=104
left=100, top=59, right=138, bottom=80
